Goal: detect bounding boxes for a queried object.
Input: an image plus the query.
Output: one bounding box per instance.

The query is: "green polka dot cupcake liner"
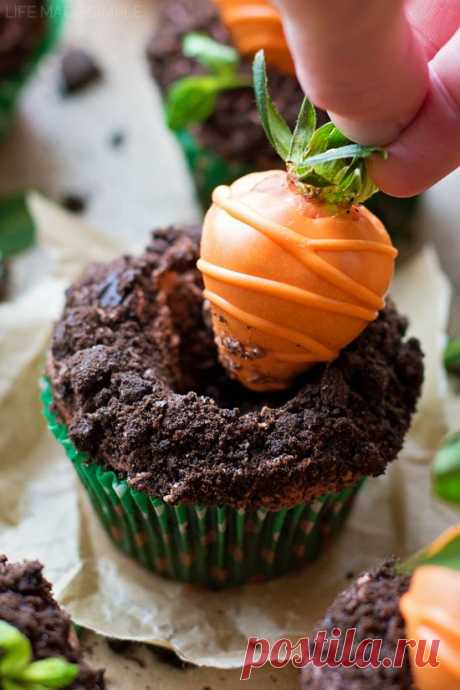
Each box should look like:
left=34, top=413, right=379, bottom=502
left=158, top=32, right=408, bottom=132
left=0, top=0, right=66, bottom=140
left=174, top=129, right=252, bottom=211
left=42, top=379, right=363, bottom=589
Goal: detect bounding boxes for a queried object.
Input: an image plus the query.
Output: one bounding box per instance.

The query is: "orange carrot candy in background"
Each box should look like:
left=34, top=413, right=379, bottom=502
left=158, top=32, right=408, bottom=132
left=213, top=0, right=295, bottom=75
left=198, top=51, right=397, bottom=392
left=399, top=525, right=460, bottom=690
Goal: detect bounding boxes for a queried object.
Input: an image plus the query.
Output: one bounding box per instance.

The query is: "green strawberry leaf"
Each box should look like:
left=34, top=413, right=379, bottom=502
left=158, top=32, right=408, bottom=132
left=0, top=194, right=36, bottom=258
left=19, top=659, right=78, bottom=689
left=0, top=622, right=31, bottom=677
left=166, top=33, right=251, bottom=130
left=166, top=76, right=219, bottom=130
left=433, top=431, right=460, bottom=504
left=166, top=72, right=251, bottom=131
left=2, top=680, right=25, bottom=690
left=299, top=143, right=383, bottom=167
left=400, top=531, right=460, bottom=576
left=253, top=50, right=292, bottom=161
left=294, top=144, right=385, bottom=204
left=289, top=97, right=316, bottom=164
left=325, top=127, right=350, bottom=149
left=424, top=534, right=460, bottom=571
left=252, top=51, right=387, bottom=204
left=305, top=122, right=337, bottom=156
left=444, top=339, right=460, bottom=375
left=182, top=33, right=240, bottom=75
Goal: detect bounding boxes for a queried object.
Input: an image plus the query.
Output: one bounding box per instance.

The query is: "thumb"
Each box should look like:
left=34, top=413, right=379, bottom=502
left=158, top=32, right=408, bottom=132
left=275, top=0, right=429, bottom=145
left=369, top=28, right=460, bottom=197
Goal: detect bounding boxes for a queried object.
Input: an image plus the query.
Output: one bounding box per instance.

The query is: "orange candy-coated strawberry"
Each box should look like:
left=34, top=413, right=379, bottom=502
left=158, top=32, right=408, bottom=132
left=199, top=170, right=396, bottom=391
left=400, top=526, right=460, bottom=690
left=198, top=51, right=396, bottom=391
left=213, top=0, right=295, bottom=75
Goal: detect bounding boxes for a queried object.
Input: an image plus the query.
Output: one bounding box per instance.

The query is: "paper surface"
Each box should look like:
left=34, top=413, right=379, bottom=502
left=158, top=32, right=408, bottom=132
left=0, top=193, right=457, bottom=671
left=0, top=0, right=459, bottom=678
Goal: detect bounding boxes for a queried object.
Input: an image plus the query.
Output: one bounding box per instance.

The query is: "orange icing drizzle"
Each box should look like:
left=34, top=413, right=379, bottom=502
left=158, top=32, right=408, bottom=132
left=197, top=259, right=377, bottom=321
left=203, top=289, right=335, bottom=361
left=213, top=0, right=295, bottom=75
left=212, top=184, right=394, bottom=311
left=199, top=174, right=396, bottom=390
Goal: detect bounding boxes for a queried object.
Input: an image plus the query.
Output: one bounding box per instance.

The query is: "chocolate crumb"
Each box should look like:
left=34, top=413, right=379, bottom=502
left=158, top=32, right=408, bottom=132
left=60, top=48, right=102, bottom=95
left=61, top=193, right=87, bottom=214
left=109, top=130, right=126, bottom=149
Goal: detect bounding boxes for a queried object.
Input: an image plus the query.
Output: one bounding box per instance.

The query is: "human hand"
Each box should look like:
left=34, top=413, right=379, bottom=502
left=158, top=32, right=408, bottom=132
left=275, top=0, right=460, bottom=196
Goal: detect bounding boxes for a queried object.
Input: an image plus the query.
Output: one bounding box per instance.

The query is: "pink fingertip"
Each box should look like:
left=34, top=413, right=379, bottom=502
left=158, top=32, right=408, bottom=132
left=369, top=45, right=460, bottom=197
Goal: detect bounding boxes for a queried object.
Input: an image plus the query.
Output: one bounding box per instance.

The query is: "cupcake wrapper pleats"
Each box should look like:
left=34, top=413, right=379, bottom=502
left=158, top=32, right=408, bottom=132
left=0, top=0, right=66, bottom=139
left=42, top=379, right=363, bottom=589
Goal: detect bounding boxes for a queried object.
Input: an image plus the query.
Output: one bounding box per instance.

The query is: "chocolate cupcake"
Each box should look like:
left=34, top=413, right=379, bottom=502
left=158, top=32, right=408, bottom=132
left=0, top=555, right=104, bottom=689
left=301, top=560, right=413, bottom=690
left=300, top=526, right=460, bottom=690
left=43, top=223, right=423, bottom=588
left=147, top=0, right=419, bottom=245
left=0, top=0, right=65, bottom=139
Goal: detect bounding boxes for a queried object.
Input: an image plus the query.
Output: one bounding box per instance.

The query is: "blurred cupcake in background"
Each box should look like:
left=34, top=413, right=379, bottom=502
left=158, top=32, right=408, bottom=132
left=300, top=525, right=460, bottom=690
left=147, top=0, right=309, bottom=209
left=0, top=0, right=65, bottom=139
left=147, top=0, right=420, bottom=247
left=0, top=555, right=104, bottom=689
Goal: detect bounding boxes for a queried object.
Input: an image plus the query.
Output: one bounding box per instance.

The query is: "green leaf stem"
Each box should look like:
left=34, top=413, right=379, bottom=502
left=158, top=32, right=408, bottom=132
left=444, top=338, right=460, bottom=375
left=252, top=51, right=292, bottom=160
left=0, top=195, right=35, bottom=258
left=433, top=431, right=460, bottom=505
left=182, top=33, right=239, bottom=75
left=398, top=531, right=460, bottom=576
left=252, top=50, right=386, bottom=205
left=166, top=34, right=251, bottom=131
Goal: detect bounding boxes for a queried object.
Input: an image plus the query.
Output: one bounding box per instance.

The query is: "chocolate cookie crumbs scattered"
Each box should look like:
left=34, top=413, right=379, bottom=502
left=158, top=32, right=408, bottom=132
left=60, top=48, right=102, bottom=95
left=0, top=0, right=45, bottom=80
left=48, top=225, right=424, bottom=509
left=301, top=560, right=413, bottom=690
left=0, top=556, right=104, bottom=690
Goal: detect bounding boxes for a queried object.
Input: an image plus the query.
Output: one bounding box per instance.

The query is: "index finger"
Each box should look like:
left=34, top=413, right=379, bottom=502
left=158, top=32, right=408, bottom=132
left=276, top=0, right=429, bottom=144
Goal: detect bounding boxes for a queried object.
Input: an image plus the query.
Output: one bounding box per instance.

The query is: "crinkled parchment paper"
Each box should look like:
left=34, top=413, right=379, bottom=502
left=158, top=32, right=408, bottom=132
left=0, top=193, right=458, bottom=670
